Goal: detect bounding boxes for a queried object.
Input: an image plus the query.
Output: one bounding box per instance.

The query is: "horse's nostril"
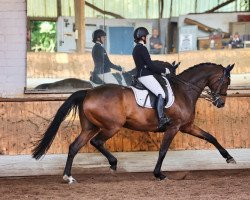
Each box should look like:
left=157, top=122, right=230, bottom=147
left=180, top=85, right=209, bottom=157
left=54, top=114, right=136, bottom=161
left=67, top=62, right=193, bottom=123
left=219, top=103, right=225, bottom=108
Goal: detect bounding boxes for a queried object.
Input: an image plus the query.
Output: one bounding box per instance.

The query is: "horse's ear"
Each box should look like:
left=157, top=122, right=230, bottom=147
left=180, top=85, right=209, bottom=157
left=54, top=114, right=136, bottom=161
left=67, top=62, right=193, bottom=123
left=225, top=64, right=235, bottom=73
left=173, top=62, right=180, bottom=69
left=172, top=61, right=176, bottom=66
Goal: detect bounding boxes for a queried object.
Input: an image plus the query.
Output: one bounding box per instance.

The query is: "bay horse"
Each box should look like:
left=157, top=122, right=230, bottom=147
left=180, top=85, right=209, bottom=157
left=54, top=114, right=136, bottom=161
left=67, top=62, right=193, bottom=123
left=32, top=62, right=235, bottom=183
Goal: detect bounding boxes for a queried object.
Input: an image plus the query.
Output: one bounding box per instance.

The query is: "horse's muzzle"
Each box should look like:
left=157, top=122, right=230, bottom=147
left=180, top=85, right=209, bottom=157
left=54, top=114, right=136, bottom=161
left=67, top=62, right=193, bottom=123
left=213, top=98, right=225, bottom=108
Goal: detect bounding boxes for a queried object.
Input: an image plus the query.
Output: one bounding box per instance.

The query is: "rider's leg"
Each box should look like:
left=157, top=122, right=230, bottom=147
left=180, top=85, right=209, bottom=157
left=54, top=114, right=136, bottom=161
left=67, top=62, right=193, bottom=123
left=138, top=75, right=171, bottom=128
left=156, top=94, right=171, bottom=127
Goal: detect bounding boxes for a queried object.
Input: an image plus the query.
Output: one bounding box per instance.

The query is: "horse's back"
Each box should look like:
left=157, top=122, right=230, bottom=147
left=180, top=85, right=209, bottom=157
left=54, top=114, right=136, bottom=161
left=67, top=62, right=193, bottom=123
left=82, top=84, right=158, bottom=130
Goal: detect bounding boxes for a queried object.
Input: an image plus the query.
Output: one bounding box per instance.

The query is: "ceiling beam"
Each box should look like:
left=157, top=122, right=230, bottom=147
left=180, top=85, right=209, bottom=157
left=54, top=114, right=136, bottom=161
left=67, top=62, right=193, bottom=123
left=205, top=0, right=236, bottom=13
left=85, top=1, right=124, bottom=19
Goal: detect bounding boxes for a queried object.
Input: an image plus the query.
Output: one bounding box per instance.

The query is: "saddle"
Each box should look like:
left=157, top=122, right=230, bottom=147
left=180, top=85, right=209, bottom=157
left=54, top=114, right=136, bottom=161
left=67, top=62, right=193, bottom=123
left=130, top=75, right=174, bottom=109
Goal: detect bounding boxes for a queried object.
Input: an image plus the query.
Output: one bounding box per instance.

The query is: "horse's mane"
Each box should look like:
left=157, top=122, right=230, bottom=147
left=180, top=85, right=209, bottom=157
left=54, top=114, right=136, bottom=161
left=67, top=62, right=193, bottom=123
left=167, top=62, right=224, bottom=88
left=178, top=62, right=224, bottom=76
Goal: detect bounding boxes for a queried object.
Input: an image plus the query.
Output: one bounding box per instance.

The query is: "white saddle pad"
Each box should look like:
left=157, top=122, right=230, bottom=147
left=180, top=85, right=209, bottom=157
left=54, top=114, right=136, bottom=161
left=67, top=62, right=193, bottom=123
left=130, top=77, right=175, bottom=108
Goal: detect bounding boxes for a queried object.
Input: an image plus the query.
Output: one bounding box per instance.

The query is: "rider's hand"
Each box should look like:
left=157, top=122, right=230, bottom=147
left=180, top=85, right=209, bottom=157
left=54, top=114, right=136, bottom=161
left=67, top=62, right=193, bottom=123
left=165, top=68, right=170, bottom=74
left=117, top=65, right=123, bottom=72
left=162, top=68, right=170, bottom=76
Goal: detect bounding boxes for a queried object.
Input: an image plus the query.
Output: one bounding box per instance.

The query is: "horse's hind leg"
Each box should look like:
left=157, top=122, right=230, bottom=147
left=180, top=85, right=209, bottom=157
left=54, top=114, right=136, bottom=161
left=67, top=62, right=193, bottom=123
left=63, top=128, right=98, bottom=184
left=183, top=124, right=236, bottom=164
left=90, top=129, right=119, bottom=171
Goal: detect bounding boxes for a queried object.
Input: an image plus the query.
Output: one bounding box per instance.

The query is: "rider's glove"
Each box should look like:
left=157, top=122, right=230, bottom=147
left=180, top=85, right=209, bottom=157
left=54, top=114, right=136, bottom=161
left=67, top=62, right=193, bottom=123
left=162, top=68, right=170, bottom=76
left=117, top=65, right=123, bottom=71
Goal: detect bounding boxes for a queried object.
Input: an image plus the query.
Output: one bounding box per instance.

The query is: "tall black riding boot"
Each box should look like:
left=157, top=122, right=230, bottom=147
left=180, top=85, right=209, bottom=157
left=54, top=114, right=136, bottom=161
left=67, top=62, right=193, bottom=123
left=156, top=94, right=172, bottom=129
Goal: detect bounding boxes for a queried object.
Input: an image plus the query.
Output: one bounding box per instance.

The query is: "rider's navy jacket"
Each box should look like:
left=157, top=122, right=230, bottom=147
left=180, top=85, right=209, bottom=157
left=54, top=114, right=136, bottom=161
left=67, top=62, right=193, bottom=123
left=132, top=43, right=165, bottom=77
left=92, top=42, right=122, bottom=74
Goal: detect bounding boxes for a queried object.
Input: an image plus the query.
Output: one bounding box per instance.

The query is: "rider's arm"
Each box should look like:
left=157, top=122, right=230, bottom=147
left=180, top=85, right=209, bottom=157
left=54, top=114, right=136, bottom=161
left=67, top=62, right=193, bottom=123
left=104, top=51, right=122, bottom=71
left=141, top=46, right=166, bottom=74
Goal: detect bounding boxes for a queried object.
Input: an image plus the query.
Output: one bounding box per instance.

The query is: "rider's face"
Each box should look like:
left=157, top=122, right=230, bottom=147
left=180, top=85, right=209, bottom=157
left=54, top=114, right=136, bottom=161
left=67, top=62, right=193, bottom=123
left=142, top=36, right=147, bottom=44
left=100, top=36, right=106, bottom=44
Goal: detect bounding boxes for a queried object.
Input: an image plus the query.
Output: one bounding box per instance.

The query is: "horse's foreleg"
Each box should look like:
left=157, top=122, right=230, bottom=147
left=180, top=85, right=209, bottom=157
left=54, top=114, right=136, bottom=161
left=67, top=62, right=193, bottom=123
left=184, top=124, right=236, bottom=164
left=154, top=127, right=178, bottom=180
left=63, top=129, right=98, bottom=184
left=90, top=129, right=119, bottom=171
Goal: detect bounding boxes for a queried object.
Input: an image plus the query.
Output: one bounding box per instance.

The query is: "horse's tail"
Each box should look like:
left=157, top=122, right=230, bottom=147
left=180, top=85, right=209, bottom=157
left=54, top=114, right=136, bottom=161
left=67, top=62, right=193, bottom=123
left=32, top=90, right=88, bottom=160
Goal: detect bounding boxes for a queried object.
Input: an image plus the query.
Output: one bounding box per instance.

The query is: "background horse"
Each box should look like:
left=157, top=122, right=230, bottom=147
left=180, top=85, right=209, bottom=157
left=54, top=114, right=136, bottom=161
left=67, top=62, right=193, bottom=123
left=32, top=62, right=235, bottom=183
left=35, top=78, right=93, bottom=90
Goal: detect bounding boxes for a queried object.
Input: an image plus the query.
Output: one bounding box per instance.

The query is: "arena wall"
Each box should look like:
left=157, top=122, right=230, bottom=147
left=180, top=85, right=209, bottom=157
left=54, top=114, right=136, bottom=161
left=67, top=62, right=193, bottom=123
left=1, top=96, right=249, bottom=156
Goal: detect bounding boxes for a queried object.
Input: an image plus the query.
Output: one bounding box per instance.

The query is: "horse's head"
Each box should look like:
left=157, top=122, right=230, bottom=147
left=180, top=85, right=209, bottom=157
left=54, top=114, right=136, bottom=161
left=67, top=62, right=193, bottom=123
left=207, top=64, right=234, bottom=108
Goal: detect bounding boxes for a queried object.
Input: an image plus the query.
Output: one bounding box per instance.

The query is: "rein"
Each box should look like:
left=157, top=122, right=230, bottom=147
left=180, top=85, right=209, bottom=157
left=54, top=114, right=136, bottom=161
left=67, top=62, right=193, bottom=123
left=170, top=69, right=229, bottom=103
left=169, top=74, right=203, bottom=94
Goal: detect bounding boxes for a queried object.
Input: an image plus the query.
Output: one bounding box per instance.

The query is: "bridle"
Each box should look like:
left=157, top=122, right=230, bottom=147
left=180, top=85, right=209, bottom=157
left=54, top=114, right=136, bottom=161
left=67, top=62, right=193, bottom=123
left=204, top=69, right=230, bottom=104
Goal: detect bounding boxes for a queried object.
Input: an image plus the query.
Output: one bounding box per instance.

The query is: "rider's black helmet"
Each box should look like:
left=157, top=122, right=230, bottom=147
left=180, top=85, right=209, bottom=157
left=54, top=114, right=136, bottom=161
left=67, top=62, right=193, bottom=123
left=92, top=29, right=106, bottom=43
left=133, top=27, right=149, bottom=43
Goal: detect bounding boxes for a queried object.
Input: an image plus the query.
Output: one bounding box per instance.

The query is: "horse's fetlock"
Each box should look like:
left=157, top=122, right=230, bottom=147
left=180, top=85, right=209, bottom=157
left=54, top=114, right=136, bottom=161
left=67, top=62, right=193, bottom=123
left=153, top=170, right=160, bottom=177
left=109, top=158, right=117, bottom=166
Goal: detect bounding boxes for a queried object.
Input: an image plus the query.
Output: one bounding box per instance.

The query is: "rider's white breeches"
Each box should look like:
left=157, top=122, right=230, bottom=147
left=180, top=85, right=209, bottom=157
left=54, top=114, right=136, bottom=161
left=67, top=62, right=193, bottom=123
left=138, top=75, right=165, bottom=98
left=98, top=72, right=126, bottom=86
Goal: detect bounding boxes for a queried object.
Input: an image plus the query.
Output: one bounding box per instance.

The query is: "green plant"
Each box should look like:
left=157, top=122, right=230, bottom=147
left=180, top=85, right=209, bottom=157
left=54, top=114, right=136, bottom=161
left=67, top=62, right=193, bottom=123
left=30, top=21, right=56, bottom=52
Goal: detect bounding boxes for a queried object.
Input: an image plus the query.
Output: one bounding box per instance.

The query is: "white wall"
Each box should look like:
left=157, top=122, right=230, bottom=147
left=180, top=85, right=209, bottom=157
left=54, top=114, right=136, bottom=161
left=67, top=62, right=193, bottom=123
left=0, top=0, right=26, bottom=98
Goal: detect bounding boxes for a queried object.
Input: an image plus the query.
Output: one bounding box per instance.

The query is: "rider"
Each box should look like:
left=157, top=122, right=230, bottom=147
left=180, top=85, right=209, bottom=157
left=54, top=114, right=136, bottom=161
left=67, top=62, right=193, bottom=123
left=92, top=29, right=125, bottom=85
left=132, top=27, right=172, bottom=129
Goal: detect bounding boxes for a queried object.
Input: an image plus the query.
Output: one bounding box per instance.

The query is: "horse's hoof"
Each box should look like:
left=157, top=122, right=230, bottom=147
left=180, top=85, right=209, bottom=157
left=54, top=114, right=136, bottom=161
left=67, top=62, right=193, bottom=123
left=159, top=174, right=167, bottom=180
left=227, top=158, right=236, bottom=164
left=63, top=175, right=78, bottom=184
left=154, top=173, right=167, bottom=180
left=110, top=164, right=117, bottom=171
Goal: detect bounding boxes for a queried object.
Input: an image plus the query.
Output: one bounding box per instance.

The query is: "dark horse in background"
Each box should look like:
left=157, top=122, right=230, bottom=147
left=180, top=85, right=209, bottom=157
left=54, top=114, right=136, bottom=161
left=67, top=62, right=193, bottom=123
left=32, top=62, right=235, bottom=184
left=34, top=61, right=179, bottom=90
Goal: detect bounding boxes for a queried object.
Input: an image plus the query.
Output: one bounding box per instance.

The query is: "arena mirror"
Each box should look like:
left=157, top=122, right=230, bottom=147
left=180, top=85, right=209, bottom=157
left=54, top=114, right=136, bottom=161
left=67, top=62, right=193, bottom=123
left=26, top=0, right=250, bottom=92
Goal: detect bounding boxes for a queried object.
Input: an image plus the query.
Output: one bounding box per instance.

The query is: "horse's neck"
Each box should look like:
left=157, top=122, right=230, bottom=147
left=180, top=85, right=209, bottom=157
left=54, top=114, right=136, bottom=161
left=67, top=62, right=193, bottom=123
left=177, top=67, right=213, bottom=92
left=174, top=65, right=217, bottom=103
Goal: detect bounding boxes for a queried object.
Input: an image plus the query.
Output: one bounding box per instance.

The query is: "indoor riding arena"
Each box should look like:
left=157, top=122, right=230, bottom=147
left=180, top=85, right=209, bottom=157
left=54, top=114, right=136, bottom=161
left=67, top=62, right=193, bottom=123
left=0, top=0, right=250, bottom=199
